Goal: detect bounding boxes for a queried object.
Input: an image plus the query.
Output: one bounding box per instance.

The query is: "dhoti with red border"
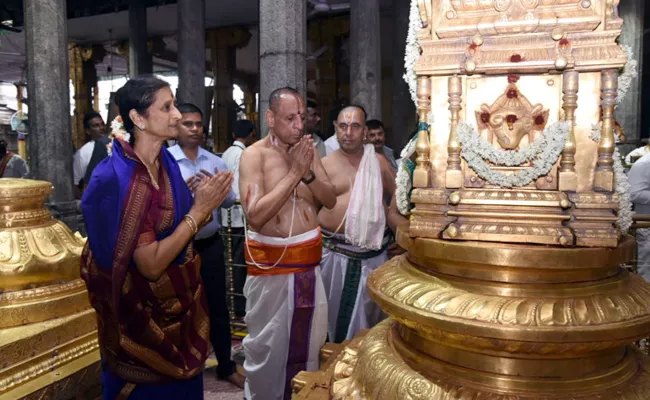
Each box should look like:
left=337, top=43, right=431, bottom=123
left=242, top=228, right=328, bottom=400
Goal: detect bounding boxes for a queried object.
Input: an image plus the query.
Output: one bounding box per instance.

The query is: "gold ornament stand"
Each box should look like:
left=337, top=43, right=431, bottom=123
left=293, top=1, right=650, bottom=398
left=0, top=179, right=100, bottom=399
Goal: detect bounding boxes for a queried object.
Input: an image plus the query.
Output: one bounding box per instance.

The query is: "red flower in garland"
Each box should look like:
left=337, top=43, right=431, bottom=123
left=534, top=115, right=545, bottom=126
left=510, top=54, right=522, bottom=63
left=506, top=114, right=518, bottom=125
left=559, top=38, right=570, bottom=47
left=507, top=89, right=518, bottom=99
left=480, top=112, right=490, bottom=124
left=469, top=42, right=478, bottom=51
left=508, top=74, right=520, bottom=83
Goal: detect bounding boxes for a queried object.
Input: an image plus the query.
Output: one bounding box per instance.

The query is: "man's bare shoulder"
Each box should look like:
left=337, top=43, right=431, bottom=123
left=241, top=140, right=270, bottom=158
left=322, top=150, right=342, bottom=170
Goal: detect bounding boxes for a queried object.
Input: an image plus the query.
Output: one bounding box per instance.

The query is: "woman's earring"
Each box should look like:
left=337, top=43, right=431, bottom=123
left=137, top=125, right=144, bottom=130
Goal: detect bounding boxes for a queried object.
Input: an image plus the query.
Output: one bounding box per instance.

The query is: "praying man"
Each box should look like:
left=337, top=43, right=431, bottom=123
left=318, top=105, right=396, bottom=343
left=238, top=87, right=337, bottom=400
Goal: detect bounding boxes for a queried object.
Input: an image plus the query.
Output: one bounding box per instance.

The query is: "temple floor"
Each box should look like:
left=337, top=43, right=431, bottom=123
left=202, top=342, right=245, bottom=400
left=202, top=369, right=243, bottom=400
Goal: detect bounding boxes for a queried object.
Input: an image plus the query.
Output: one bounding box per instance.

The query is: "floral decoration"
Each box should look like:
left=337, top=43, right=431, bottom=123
left=396, top=111, right=433, bottom=215
left=510, top=54, right=523, bottom=63
left=457, top=120, right=569, bottom=188
left=617, top=45, right=638, bottom=109
left=403, top=0, right=422, bottom=106
left=107, top=115, right=130, bottom=156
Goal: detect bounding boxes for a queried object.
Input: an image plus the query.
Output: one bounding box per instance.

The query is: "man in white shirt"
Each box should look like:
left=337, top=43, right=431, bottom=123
left=72, top=112, right=107, bottom=197
left=168, top=103, right=245, bottom=388
left=221, top=119, right=256, bottom=318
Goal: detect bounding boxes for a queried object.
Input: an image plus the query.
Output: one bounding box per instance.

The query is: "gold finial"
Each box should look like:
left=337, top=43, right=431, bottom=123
left=449, top=192, right=461, bottom=206
left=445, top=224, right=459, bottom=238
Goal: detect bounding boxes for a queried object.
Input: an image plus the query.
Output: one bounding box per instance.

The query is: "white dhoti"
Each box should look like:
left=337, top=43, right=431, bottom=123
left=320, top=229, right=389, bottom=343
left=243, top=228, right=328, bottom=400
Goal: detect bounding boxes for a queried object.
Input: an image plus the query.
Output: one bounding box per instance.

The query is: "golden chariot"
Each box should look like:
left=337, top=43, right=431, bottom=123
left=294, top=0, right=650, bottom=398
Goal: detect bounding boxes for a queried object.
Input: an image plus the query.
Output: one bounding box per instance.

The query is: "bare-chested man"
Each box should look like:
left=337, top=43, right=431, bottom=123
left=318, top=105, right=396, bottom=343
left=238, top=87, right=336, bottom=400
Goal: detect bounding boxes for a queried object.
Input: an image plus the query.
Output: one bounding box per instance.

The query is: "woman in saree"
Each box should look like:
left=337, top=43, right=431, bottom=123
left=81, top=75, right=234, bottom=399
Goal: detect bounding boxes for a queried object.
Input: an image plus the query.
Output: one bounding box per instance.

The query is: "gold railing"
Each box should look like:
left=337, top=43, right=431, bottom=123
left=221, top=202, right=248, bottom=340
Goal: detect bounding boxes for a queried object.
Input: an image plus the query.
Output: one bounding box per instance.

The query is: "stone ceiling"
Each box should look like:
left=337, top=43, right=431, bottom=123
left=0, top=0, right=394, bottom=84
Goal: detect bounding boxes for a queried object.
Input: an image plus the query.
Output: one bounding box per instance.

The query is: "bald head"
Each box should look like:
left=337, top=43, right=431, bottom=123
left=269, top=87, right=302, bottom=113
left=266, top=87, right=306, bottom=146
left=337, top=105, right=367, bottom=121
left=334, top=105, right=368, bottom=154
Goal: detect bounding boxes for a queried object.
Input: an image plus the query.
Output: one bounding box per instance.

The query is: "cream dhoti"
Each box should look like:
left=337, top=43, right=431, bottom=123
left=320, top=229, right=390, bottom=343
left=243, top=228, right=328, bottom=400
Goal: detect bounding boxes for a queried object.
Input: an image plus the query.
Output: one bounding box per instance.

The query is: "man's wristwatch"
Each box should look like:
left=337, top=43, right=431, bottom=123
left=301, top=170, right=316, bottom=184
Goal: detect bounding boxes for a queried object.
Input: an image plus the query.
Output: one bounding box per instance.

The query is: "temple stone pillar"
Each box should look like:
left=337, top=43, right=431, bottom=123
left=616, top=0, right=644, bottom=150
left=390, top=0, right=416, bottom=152
left=128, top=1, right=153, bottom=76
left=350, top=0, right=381, bottom=120
left=177, top=0, right=206, bottom=113
left=23, top=0, right=81, bottom=230
left=259, top=0, right=306, bottom=136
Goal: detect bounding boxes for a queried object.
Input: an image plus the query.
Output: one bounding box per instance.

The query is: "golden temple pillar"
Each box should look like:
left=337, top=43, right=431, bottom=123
left=69, top=44, right=105, bottom=151
left=208, top=28, right=251, bottom=153
left=294, top=1, right=650, bottom=399
left=0, top=179, right=99, bottom=399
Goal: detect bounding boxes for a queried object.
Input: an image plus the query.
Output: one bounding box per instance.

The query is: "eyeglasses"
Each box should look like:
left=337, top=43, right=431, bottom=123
left=336, top=122, right=362, bottom=132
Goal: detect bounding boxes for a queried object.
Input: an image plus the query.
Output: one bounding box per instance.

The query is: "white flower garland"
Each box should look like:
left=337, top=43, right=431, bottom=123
left=458, top=120, right=569, bottom=188
left=403, top=0, right=421, bottom=105
left=458, top=122, right=557, bottom=167
left=618, top=45, right=638, bottom=107
left=107, top=115, right=131, bottom=156
left=590, top=123, right=633, bottom=233
left=396, top=162, right=413, bottom=215
left=396, top=0, right=424, bottom=215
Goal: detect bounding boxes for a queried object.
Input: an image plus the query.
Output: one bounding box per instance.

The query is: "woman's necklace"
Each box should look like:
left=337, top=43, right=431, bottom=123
left=135, top=150, right=160, bottom=190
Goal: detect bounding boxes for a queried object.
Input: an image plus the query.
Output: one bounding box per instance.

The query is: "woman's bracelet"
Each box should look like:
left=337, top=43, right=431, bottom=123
left=183, top=214, right=198, bottom=235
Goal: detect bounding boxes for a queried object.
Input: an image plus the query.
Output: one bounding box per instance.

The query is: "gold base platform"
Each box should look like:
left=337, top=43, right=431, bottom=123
left=0, top=179, right=99, bottom=399
left=294, top=231, right=650, bottom=399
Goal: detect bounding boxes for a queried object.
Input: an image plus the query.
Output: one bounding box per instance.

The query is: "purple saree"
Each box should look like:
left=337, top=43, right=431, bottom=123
left=80, top=139, right=210, bottom=399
